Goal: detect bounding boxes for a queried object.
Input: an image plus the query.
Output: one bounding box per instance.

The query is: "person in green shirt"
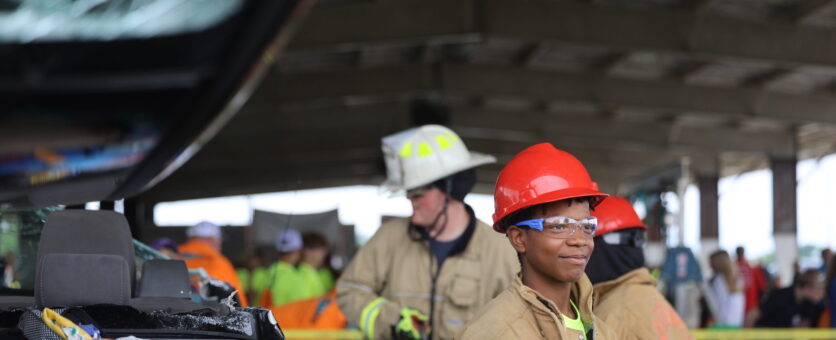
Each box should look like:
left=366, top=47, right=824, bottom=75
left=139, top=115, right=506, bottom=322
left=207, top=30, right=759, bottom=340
left=267, top=229, right=310, bottom=307
left=236, top=267, right=250, bottom=298
left=239, top=248, right=273, bottom=307
left=248, top=249, right=273, bottom=306
left=300, top=231, right=335, bottom=296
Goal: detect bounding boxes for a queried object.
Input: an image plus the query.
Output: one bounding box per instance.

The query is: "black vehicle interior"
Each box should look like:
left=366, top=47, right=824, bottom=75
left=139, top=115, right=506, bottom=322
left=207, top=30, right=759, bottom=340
left=0, top=0, right=307, bottom=338
left=36, top=210, right=136, bottom=309
left=34, top=210, right=204, bottom=313
left=0, top=0, right=301, bottom=207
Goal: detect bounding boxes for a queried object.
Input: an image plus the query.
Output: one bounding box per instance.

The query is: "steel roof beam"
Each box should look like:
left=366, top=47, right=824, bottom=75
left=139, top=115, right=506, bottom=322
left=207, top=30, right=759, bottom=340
left=289, top=0, right=836, bottom=68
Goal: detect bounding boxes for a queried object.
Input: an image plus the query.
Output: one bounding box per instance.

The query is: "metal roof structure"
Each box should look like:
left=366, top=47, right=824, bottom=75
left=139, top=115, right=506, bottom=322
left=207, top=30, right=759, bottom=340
left=141, top=0, right=836, bottom=203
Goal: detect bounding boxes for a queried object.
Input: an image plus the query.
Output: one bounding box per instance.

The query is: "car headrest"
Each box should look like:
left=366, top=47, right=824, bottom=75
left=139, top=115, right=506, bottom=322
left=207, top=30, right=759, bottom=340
left=138, top=260, right=191, bottom=299
left=36, top=210, right=137, bottom=298
left=36, top=253, right=131, bottom=307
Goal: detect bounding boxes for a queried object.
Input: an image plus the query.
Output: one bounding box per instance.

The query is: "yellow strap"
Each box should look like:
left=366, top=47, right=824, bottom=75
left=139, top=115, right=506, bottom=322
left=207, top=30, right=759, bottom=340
left=41, top=308, right=93, bottom=340
left=359, top=297, right=387, bottom=340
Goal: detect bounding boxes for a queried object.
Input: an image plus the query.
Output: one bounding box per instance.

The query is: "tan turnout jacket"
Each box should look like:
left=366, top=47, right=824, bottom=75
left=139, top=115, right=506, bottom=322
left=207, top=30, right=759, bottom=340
left=336, top=215, right=518, bottom=340
left=458, top=274, right=615, bottom=340
left=593, top=268, right=694, bottom=340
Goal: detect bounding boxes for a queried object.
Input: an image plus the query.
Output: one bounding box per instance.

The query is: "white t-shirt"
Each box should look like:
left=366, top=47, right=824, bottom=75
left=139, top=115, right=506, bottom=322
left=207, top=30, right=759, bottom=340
left=709, top=276, right=745, bottom=326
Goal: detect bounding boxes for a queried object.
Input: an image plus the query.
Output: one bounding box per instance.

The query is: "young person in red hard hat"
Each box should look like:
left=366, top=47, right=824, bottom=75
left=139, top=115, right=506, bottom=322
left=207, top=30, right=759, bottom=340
left=458, top=143, right=614, bottom=340
left=586, top=196, right=693, bottom=339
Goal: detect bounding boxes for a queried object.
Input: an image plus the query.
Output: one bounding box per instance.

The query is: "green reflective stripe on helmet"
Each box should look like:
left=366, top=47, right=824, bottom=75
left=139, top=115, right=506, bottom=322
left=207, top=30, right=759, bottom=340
left=360, top=297, right=387, bottom=340
left=417, top=142, right=433, bottom=157
left=446, top=131, right=458, bottom=143
left=435, top=135, right=452, bottom=150
left=399, top=142, right=413, bottom=158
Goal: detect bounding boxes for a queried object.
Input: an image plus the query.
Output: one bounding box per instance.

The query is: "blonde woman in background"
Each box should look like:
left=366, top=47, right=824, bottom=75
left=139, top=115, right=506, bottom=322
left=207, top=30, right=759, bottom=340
left=706, top=250, right=745, bottom=327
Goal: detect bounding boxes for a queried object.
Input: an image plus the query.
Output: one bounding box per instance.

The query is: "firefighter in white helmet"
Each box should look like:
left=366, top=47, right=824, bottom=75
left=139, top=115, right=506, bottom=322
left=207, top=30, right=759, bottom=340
left=336, top=125, right=519, bottom=340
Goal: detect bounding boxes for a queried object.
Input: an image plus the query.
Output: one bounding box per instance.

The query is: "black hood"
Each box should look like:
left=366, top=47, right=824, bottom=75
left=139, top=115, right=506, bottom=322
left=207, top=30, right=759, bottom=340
left=585, top=231, right=646, bottom=284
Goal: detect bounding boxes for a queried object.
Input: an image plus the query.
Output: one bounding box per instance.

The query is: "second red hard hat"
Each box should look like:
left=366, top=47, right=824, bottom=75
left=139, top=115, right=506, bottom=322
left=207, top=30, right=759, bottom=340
left=591, top=195, right=647, bottom=235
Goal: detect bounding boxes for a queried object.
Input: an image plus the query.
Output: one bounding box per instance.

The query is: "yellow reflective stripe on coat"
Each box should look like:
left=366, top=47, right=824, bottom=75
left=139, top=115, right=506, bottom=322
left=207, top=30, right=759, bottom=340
left=359, top=297, right=387, bottom=340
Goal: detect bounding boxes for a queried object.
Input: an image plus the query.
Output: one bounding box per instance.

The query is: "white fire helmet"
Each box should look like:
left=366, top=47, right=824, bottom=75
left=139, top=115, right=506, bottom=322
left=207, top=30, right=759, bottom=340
left=381, top=125, right=495, bottom=194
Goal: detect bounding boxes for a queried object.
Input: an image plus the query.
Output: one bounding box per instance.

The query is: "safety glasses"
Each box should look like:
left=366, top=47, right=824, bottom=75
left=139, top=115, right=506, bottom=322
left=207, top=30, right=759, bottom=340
left=514, top=216, right=597, bottom=239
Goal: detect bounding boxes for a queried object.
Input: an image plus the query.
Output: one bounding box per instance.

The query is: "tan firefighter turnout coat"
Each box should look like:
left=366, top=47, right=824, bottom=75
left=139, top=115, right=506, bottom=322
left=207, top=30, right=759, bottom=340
left=593, top=268, right=694, bottom=340
left=457, top=274, right=615, bottom=340
left=336, top=212, right=519, bottom=340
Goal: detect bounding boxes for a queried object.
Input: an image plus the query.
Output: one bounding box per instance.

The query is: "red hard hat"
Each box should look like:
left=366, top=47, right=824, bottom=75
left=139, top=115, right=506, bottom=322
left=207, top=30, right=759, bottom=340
left=591, top=195, right=647, bottom=235
left=492, top=143, right=608, bottom=232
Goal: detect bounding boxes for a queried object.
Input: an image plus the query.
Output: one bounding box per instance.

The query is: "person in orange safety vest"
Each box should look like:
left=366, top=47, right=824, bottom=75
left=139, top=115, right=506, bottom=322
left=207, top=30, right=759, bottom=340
left=179, top=221, right=248, bottom=306
left=273, top=289, right=347, bottom=330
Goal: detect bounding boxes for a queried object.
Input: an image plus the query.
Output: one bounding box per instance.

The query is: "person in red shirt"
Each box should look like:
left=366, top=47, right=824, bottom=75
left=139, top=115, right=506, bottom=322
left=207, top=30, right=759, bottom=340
left=736, top=246, right=767, bottom=314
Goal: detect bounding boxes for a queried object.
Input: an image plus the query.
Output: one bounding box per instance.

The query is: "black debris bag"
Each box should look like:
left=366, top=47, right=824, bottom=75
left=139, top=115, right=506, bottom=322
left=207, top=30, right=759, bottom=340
left=13, top=304, right=284, bottom=339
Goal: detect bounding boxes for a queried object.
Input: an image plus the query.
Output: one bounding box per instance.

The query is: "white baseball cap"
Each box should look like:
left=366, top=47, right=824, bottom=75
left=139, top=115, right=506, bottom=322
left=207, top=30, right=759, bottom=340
left=187, top=221, right=222, bottom=239
left=275, top=229, right=303, bottom=252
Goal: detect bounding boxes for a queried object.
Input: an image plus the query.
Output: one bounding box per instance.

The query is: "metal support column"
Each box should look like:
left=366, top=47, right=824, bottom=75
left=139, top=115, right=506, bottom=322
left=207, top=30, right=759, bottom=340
left=771, top=157, right=798, bottom=288
left=697, top=174, right=720, bottom=274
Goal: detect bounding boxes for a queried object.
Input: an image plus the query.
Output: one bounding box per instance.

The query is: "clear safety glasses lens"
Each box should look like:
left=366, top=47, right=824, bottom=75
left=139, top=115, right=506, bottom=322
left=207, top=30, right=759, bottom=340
left=514, top=216, right=597, bottom=239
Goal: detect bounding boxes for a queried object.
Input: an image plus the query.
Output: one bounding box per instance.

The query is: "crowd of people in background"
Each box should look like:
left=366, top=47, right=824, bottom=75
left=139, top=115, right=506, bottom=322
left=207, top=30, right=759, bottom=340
left=139, top=124, right=836, bottom=339
left=699, top=246, right=833, bottom=329
left=144, top=203, right=836, bottom=338
left=148, top=223, right=345, bottom=328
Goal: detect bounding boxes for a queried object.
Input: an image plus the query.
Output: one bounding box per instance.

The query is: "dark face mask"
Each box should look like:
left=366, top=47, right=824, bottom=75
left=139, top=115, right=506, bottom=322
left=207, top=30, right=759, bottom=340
left=585, top=229, right=646, bottom=284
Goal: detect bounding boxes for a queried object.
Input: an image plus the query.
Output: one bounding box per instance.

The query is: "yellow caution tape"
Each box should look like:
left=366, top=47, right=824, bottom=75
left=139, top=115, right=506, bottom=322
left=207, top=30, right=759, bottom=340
left=283, top=328, right=836, bottom=340
left=283, top=329, right=363, bottom=339
left=691, top=329, right=836, bottom=339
